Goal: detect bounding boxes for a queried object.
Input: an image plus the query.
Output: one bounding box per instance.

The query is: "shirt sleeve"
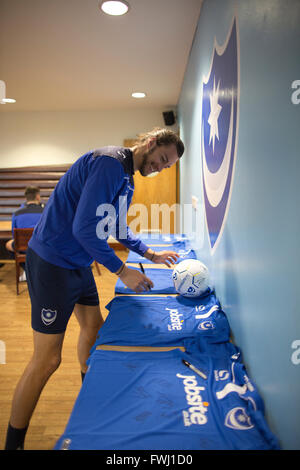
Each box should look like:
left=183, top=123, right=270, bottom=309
left=72, top=156, right=125, bottom=273
left=115, top=224, right=149, bottom=255
left=12, top=213, right=17, bottom=235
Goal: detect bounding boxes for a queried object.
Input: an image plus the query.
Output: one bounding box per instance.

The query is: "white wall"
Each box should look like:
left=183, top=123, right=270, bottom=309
left=0, top=107, right=174, bottom=168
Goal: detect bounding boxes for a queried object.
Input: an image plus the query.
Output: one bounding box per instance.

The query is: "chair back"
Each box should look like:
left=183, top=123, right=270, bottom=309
left=13, top=228, right=34, bottom=252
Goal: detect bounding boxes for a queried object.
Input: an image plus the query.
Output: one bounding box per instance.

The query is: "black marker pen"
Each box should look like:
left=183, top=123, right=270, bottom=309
left=182, top=359, right=207, bottom=379
left=139, top=262, right=151, bottom=291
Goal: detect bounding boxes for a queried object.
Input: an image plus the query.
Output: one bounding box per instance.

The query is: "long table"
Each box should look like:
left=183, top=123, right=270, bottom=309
left=54, top=234, right=281, bottom=450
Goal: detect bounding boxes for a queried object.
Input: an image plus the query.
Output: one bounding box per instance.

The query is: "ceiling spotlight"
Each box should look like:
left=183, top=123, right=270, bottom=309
left=0, top=98, right=16, bottom=104
left=131, top=92, right=146, bottom=99
left=100, top=1, right=129, bottom=16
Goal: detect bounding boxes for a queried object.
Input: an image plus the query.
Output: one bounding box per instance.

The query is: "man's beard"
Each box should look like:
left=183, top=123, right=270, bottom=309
left=139, top=147, right=155, bottom=176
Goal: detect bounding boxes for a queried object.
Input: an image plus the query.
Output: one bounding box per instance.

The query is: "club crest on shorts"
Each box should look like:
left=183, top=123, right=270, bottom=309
left=41, top=308, right=57, bottom=326
left=201, top=17, right=239, bottom=253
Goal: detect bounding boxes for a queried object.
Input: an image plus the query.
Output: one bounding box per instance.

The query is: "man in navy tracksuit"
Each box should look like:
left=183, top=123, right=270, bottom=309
left=5, top=127, right=184, bottom=450
left=6, top=186, right=44, bottom=250
left=12, top=186, right=43, bottom=224
left=5, top=186, right=44, bottom=278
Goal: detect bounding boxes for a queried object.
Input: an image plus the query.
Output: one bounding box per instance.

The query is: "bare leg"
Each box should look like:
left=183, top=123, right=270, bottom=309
left=9, top=330, right=65, bottom=429
left=74, top=304, right=104, bottom=373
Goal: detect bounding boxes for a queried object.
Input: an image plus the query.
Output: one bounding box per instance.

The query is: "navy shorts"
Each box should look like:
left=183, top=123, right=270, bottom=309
left=26, top=247, right=99, bottom=334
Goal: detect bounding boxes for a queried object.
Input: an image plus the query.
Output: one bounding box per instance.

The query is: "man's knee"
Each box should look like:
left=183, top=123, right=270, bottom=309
left=31, top=330, right=64, bottom=378
left=47, top=353, right=62, bottom=374
left=31, top=352, right=61, bottom=378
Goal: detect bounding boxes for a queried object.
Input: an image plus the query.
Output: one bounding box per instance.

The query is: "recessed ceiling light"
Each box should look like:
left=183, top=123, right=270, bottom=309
left=131, top=92, right=146, bottom=99
left=100, top=1, right=129, bottom=16
left=0, top=98, right=16, bottom=104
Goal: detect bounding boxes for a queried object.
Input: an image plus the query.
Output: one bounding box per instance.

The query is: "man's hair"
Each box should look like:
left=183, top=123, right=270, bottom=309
left=24, top=186, right=40, bottom=202
left=136, top=127, right=184, bottom=158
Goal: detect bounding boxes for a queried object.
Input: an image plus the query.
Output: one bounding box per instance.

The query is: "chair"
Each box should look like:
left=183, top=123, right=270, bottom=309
left=13, top=228, right=34, bottom=295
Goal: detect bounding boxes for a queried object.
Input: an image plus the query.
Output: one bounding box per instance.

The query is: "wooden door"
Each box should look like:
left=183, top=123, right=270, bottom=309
left=124, top=139, right=179, bottom=234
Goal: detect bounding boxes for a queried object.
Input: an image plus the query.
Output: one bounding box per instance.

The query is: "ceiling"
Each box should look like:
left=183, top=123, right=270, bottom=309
left=0, top=0, right=202, bottom=112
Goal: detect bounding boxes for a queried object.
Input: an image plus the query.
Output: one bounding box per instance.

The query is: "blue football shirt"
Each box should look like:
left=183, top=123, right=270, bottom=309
left=91, top=293, right=230, bottom=351
left=54, top=348, right=280, bottom=450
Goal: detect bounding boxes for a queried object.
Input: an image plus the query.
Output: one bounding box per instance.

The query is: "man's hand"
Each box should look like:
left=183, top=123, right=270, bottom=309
left=151, top=250, right=179, bottom=267
left=119, top=265, right=154, bottom=293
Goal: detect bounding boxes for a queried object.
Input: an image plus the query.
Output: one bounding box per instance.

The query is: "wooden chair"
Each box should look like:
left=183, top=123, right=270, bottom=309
left=13, top=228, right=34, bottom=295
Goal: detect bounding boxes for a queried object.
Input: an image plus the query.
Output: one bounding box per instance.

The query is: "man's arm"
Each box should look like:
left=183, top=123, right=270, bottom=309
left=72, top=156, right=153, bottom=292
left=116, top=225, right=180, bottom=267
left=115, top=224, right=148, bottom=255
left=72, top=156, right=125, bottom=273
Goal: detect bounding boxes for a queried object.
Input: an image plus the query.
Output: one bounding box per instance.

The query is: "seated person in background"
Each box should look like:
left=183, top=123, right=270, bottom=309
left=6, top=186, right=45, bottom=280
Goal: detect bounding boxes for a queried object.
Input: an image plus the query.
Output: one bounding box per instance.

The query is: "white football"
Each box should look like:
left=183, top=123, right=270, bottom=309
left=172, top=259, right=210, bottom=297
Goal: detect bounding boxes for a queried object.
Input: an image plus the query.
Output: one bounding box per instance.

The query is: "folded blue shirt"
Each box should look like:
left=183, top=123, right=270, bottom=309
left=126, top=240, right=196, bottom=264
left=91, top=292, right=230, bottom=351
left=115, top=267, right=178, bottom=295
left=54, top=348, right=280, bottom=450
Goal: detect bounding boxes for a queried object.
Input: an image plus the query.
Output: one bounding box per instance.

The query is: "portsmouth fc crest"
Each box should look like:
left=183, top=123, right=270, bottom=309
left=201, top=18, right=239, bottom=253
left=41, top=308, right=57, bottom=326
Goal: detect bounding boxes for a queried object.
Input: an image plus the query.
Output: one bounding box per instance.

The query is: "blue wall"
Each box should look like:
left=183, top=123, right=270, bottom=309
left=178, top=0, right=300, bottom=450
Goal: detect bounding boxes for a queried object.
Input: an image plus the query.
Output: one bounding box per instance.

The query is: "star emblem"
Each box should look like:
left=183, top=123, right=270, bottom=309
left=208, top=77, right=222, bottom=154
left=237, top=412, right=247, bottom=423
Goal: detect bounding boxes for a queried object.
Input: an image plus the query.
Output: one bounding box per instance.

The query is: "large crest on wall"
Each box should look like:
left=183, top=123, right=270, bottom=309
left=201, top=17, right=239, bottom=253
